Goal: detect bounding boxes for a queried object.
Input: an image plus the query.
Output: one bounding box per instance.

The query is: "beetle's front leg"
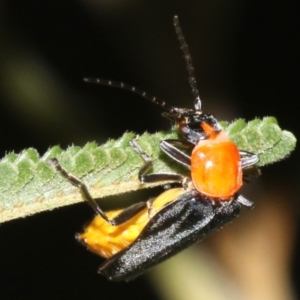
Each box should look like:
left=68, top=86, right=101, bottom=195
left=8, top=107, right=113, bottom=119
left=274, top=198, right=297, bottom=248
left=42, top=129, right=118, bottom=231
left=130, top=137, right=190, bottom=188
left=239, top=150, right=259, bottom=169
left=159, top=139, right=191, bottom=167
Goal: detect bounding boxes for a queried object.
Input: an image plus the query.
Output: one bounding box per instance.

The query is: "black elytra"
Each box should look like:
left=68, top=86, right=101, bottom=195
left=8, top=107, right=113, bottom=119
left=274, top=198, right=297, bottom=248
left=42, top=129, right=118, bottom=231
left=98, top=190, right=241, bottom=281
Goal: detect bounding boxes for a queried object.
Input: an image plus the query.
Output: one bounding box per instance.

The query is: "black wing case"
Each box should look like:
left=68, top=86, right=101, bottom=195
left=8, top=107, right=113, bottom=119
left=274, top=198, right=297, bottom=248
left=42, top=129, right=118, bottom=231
left=98, top=190, right=241, bottom=281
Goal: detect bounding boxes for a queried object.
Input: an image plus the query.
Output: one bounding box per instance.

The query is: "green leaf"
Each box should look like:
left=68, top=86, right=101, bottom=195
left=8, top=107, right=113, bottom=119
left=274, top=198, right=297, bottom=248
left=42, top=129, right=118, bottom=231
left=0, top=117, right=296, bottom=223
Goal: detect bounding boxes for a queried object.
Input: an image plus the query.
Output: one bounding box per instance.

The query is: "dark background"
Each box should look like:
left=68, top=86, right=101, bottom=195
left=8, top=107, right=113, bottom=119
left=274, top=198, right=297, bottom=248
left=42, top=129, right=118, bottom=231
left=0, top=1, right=299, bottom=299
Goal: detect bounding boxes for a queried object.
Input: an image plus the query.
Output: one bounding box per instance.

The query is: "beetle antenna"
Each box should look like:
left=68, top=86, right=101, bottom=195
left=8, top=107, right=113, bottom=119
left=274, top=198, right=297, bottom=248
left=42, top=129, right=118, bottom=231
left=173, top=16, right=201, bottom=111
left=83, top=78, right=175, bottom=113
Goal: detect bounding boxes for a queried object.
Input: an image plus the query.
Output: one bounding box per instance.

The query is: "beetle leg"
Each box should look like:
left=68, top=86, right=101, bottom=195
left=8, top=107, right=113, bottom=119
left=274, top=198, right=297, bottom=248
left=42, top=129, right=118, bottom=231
left=130, top=137, right=190, bottom=187
left=111, top=201, right=148, bottom=225
left=239, top=150, right=259, bottom=169
left=159, top=140, right=191, bottom=167
left=236, top=194, right=254, bottom=209
left=49, top=158, right=147, bottom=226
left=161, top=139, right=194, bottom=149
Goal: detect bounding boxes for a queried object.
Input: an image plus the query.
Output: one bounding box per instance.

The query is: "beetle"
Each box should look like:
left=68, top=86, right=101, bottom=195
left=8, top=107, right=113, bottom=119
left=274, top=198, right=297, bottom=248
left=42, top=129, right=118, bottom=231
left=49, top=16, right=259, bottom=281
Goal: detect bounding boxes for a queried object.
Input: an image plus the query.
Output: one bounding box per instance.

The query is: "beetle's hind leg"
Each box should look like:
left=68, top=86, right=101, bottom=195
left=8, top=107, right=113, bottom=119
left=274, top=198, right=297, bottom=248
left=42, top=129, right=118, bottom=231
left=48, top=158, right=147, bottom=226
left=130, top=136, right=190, bottom=189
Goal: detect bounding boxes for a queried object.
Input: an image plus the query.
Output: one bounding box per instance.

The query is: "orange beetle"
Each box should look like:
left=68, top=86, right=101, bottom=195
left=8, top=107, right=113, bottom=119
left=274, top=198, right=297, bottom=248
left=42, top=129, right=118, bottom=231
left=50, top=16, right=260, bottom=281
